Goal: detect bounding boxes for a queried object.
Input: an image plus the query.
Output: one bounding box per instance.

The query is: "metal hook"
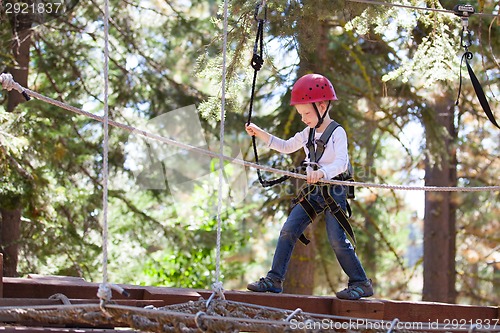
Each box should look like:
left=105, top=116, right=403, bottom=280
left=254, top=1, right=267, bottom=22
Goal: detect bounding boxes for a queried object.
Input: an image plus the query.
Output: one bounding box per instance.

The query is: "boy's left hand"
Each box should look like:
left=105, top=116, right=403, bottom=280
left=307, top=169, right=324, bottom=184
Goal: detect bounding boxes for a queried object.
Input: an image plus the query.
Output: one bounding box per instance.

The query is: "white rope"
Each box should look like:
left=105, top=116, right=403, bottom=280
left=212, top=0, right=230, bottom=296
left=387, top=318, right=400, bottom=333
left=98, top=0, right=111, bottom=307
left=285, top=308, right=302, bottom=321
left=1, top=73, right=23, bottom=92
left=1, top=73, right=499, bottom=193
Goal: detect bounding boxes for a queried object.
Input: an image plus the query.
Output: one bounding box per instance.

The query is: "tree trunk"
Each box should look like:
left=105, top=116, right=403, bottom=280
left=422, top=94, right=457, bottom=303
left=0, top=208, right=21, bottom=277
left=0, top=7, right=34, bottom=278
left=284, top=228, right=316, bottom=294
left=7, top=7, right=33, bottom=112
left=493, top=264, right=500, bottom=299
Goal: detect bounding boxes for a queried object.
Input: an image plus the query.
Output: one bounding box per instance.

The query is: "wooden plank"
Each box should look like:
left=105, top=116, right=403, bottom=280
left=0, top=298, right=165, bottom=307
left=142, top=286, right=202, bottom=305
left=382, top=299, right=499, bottom=322
left=222, top=290, right=335, bottom=315
left=0, top=326, right=135, bottom=333
left=331, top=298, right=385, bottom=320
left=3, top=277, right=143, bottom=300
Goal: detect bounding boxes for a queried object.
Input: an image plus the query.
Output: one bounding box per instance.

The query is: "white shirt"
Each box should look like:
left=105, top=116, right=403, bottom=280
left=267, top=125, right=348, bottom=180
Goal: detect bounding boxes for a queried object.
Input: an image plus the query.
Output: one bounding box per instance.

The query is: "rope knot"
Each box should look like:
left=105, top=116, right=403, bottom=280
left=0, top=73, right=31, bottom=101
left=206, top=281, right=225, bottom=308
left=97, top=283, right=112, bottom=304
left=212, top=281, right=225, bottom=298
left=251, top=54, right=264, bottom=71
left=1, top=73, right=17, bottom=92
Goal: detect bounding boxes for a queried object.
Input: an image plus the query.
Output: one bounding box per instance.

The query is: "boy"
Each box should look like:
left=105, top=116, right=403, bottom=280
left=245, top=73, right=373, bottom=300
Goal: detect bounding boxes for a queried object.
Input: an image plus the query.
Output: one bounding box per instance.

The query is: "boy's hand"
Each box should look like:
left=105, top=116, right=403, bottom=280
left=245, top=123, right=270, bottom=143
left=245, top=123, right=261, bottom=136
left=307, top=169, right=325, bottom=184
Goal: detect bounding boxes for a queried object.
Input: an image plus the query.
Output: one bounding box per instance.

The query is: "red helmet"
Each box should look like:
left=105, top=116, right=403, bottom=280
left=290, top=74, right=337, bottom=105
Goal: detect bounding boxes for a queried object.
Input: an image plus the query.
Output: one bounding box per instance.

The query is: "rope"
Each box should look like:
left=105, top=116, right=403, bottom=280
left=246, top=1, right=290, bottom=188
left=48, top=293, right=72, bottom=305
left=387, top=318, right=400, bottom=333
left=98, top=0, right=111, bottom=308
left=284, top=307, right=302, bottom=322
left=346, top=0, right=499, bottom=18
left=0, top=73, right=499, bottom=193
left=211, top=0, right=229, bottom=301
left=1, top=300, right=498, bottom=332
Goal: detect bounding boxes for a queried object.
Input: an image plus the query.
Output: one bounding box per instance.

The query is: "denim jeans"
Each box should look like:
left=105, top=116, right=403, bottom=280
left=267, top=184, right=368, bottom=285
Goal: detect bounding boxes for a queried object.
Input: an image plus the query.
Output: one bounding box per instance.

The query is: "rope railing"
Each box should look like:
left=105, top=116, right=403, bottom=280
left=1, top=73, right=499, bottom=193
left=346, top=0, right=499, bottom=18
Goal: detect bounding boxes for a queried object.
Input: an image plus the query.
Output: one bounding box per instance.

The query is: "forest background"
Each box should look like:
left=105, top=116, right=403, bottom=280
left=0, top=0, right=498, bottom=306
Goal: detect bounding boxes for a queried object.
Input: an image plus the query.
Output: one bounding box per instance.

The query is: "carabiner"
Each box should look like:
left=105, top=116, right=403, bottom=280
left=254, top=1, right=267, bottom=22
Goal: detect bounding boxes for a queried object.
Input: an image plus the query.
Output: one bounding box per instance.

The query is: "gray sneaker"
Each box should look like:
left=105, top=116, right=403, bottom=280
left=247, top=277, right=283, bottom=293
left=336, top=279, right=373, bottom=300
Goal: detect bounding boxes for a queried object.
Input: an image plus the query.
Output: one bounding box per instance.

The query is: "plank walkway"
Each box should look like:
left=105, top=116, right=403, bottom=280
left=1, top=274, right=499, bottom=332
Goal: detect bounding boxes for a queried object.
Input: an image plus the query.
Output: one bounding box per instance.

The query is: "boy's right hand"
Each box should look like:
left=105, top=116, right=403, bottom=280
left=245, top=123, right=262, bottom=137
left=245, top=123, right=271, bottom=144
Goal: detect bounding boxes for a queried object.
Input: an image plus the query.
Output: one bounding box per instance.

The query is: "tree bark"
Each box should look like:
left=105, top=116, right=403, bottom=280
left=423, top=94, right=457, bottom=303
left=7, top=7, right=33, bottom=112
left=284, top=229, right=316, bottom=294
left=0, top=208, right=21, bottom=277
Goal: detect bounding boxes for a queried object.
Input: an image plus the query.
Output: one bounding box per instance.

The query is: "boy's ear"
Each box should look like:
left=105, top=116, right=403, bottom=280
left=320, top=101, right=329, bottom=113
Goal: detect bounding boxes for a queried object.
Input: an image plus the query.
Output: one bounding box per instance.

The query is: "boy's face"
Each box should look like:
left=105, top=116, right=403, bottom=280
left=295, top=102, right=326, bottom=128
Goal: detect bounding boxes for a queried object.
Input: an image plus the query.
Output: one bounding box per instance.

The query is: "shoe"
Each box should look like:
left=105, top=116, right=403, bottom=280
left=247, top=277, right=283, bottom=293
left=336, top=279, right=373, bottom=300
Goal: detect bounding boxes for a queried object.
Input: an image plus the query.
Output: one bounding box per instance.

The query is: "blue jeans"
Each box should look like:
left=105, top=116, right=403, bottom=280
left=267, top=184, right=368, bottom=285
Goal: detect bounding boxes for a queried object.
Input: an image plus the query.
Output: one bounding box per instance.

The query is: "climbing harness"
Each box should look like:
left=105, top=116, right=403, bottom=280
left=305, top=120, right=355, bottom=200
left=293, top=120, right=357, bottom=247
left=246, top=2, right=290, bottom=187
left=454, top=4, right=500, bottom=129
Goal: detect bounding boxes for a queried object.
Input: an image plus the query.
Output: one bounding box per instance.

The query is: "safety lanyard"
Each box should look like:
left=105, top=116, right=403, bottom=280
left=454, top=4, right=499, bottom=130
left=246, top=2, right=290, bottom=187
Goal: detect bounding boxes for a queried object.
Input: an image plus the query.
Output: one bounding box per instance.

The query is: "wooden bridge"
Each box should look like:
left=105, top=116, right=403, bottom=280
left=1, top=253, right=499, bottom=332
left=1, top=274, right=499, bottom=332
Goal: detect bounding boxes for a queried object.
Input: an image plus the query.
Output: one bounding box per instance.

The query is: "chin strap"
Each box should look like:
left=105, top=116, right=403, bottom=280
left=312, top=101, right=331, bottom=129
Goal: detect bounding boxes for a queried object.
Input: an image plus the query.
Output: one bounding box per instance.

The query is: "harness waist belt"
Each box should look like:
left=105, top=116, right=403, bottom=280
left=294, top=184, right=356, bottom=247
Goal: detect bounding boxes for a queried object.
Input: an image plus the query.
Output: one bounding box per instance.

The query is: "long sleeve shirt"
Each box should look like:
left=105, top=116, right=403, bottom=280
left=266, top=125, right=348, bottom=180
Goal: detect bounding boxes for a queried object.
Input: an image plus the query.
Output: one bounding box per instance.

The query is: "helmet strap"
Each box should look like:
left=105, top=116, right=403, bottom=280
left=313, top=101, right=331, bottom=129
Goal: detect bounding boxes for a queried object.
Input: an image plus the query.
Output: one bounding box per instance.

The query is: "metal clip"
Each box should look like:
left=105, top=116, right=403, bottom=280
left=453, top=4, right=474, bottom=50
left=453, top=4, right=475, bottom=17
left=303, top=161, right=320, bottom=171
left=254, top=1, right=267, bottom=22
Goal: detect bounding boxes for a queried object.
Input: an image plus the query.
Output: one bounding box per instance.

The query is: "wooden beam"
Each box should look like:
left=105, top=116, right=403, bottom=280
left=2, top=276, right=499, bottom=325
